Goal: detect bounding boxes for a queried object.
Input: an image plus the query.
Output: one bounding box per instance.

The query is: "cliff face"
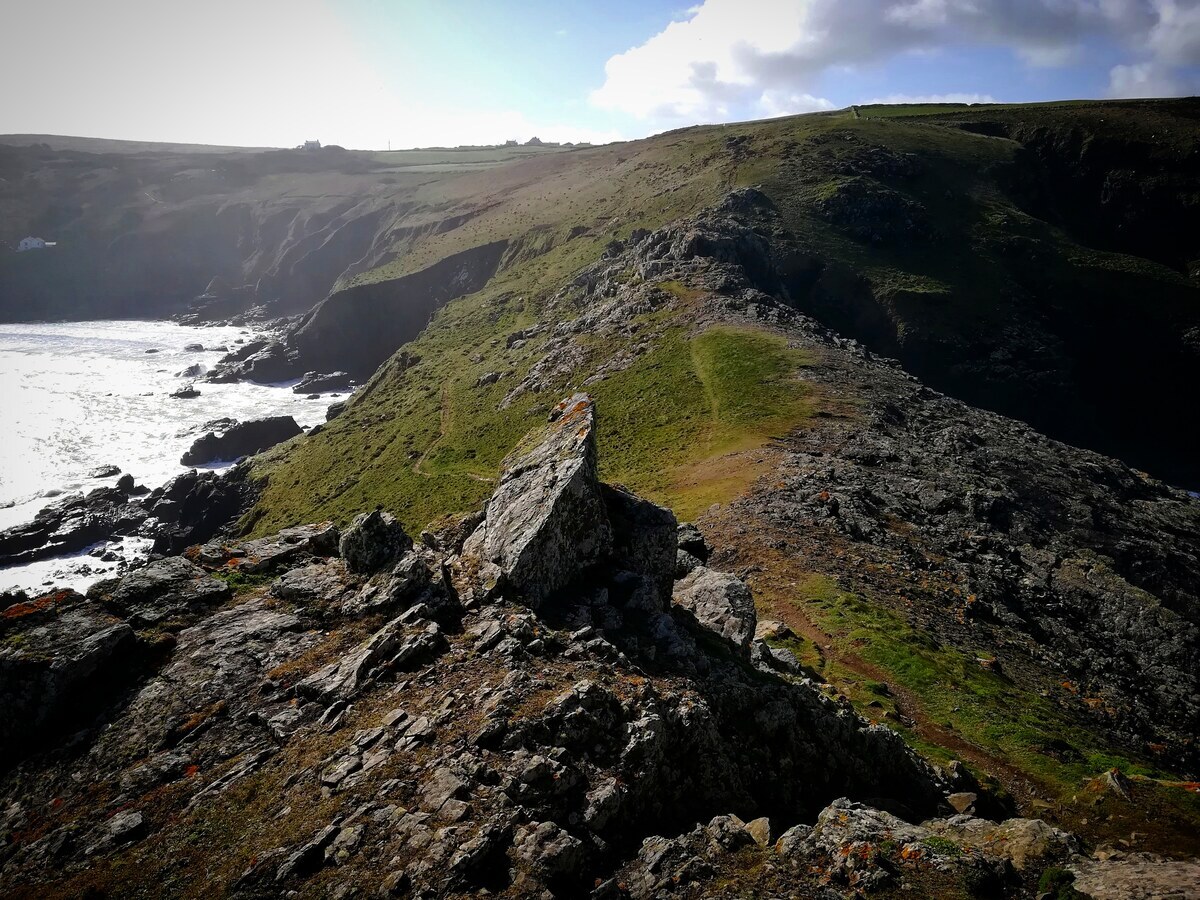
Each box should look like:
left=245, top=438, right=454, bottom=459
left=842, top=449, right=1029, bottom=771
left=0, top=140, right=552, bottom=322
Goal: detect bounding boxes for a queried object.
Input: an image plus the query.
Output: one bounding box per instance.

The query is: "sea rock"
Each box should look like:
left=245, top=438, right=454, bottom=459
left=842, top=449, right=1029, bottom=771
left=0, top=487, right=148, bottom=566
left=672, top=567, right=757, bottom=651
left=89, top=465, right=121, bottom=479
left=473, top=393, right=612, bottom=605
left=292, top=371, right=352, bottom=394
left=339, top=510, right=411, bottom=574
left=147, top=466, right=259, bottom=554
left=180, top=416, right=302, bottom=466
left=170, top=385, right=201, bottom=399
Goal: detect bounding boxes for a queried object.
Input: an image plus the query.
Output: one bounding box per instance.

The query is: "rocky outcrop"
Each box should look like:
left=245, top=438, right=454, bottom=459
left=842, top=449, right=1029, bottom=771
left=468, top=393, right=613, bottom=605
left=282, top=240, right=510, bottom=379
left=95, top=557, right=231, bottom=627
left=145, top=465, right=259, bottom=554
left=0, top=396, right=959, bottom=898
left=180, top=416, right=302, bottom=466
left=0, top=591, right=141, bottom=768
left=338, top=510, right=411, bottom=574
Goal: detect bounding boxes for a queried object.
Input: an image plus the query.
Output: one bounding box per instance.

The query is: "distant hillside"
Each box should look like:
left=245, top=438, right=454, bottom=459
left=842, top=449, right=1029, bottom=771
left=0, top=134, right=275, bottom=155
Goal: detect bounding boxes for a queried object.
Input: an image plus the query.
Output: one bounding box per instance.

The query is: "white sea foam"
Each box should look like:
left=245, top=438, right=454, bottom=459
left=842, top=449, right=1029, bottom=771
left=0, top=320, right=335, bottom=593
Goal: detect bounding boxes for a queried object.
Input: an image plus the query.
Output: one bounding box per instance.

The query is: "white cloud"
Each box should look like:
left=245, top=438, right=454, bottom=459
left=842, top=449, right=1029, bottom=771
left=590, top=0, right=812, bottom=120
left=757, top=91, right=837, bottom=117
left=863, top=92, right=997, bottom=105
left=1107, top=61, right=1190, bottom=98
left=592, top=0, right=1200, bottom=124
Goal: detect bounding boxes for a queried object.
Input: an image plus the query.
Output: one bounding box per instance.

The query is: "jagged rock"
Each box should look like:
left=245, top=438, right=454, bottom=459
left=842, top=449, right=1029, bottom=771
left=146, top=465, right=259, bottom=554
left=296, top=619, right=444, bottom=704
left=180, top=416, right=302, bottom=466
left=0, top=486, right=148, bottom=566
left=515, top=821, right=584, bottom=878
left=89, top=465, right=121, bottom=479
left=924, top=814, right=1077, bottom=870
left=0, top=593, right=140, bottom=766
left=325, top=400, right=347, bottom=421
left=196, top=522, right=339, bottom=574
left=472, top=393, right=612, bottom=605
left=601, top=484, right=677, bottom=612
left=98, top=557, right=231, bottom=626
left=339, top=510, right=411, bottom=574
left=672, top=566, right=757, bottom=651
left=86, top=811, right=146, bottom=855
left=271, top=559, right=352, bottom=605
left=744, top=816, right=772, bottom=847
left=676, top=522, right=710, bottom=562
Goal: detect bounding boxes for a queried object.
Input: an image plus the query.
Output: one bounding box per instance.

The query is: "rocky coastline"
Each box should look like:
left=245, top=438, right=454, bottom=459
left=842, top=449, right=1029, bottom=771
left=5, top=392, right=1177, bottom=898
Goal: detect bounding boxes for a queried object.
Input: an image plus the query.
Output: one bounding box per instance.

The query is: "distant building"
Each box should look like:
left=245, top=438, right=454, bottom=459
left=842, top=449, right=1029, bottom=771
left=504, top=139, right=519, bottom=147
left=303, top=140, right=321, bottom=151
left=525, top=136, right=544, bottom=146
left=16, top=236, right=55, bottom=252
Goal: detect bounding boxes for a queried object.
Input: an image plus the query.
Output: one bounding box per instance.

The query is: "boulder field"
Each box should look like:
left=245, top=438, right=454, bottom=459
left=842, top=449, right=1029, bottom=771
left=0, top=393, right=1173, bottom=898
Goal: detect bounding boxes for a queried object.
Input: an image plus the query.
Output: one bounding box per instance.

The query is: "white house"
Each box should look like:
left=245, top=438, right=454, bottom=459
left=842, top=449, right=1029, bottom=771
left=16, top=236, right=54, bottom=252
left=303, top=140, right=321, bottom=151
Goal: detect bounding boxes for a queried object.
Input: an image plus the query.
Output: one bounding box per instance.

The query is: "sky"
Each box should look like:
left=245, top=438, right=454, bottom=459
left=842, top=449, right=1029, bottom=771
left=2, top=0, right=1199, bottom=149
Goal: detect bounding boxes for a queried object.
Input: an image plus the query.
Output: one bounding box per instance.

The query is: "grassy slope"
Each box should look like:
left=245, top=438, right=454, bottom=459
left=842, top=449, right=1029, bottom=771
left=247, top=100, right=1200, bottom=834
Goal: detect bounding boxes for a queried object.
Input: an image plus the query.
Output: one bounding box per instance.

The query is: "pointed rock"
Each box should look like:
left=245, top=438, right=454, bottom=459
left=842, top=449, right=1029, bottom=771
left=476, top=393, right=612, bottom=605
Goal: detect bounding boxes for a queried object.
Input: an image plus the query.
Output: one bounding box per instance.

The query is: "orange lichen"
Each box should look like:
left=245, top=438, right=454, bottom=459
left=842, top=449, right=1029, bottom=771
left=2, top=590, right=71, bottom=619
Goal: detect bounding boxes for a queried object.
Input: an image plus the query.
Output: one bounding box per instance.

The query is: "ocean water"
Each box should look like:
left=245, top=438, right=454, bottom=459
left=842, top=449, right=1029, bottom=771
left=0, top=320, right=334, bottom=593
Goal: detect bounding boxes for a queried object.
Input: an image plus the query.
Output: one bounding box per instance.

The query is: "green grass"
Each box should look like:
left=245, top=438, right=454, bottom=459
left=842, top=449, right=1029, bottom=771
left=787, top=574, right=1177, bottom=793
left=251, top=319, right=816, bottom=535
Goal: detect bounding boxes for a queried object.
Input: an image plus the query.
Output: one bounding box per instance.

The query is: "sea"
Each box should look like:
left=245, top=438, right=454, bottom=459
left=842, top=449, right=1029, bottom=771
left=0, top=320, right=333, bottom=594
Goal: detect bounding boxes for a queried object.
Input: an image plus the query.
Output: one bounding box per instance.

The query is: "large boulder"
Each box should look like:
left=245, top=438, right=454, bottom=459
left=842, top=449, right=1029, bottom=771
left=98, top=557, right=231, bottom=627
left=601, top=484, right=677, bottom=612
left=474, top=394, right=612, bottom=605
left=146, top=465, right=259, bottom=554
left=0, top=591, right=141, bottom=766
left=673, top=566, right=757, bottom=651
left=339, top=510, right=411, bottom=574
left=180, top=416, right=303, bottom=466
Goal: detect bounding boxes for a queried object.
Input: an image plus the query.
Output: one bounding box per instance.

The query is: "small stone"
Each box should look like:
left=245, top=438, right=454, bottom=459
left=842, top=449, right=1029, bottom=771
left=947, top=792, right=977, bottom=814
left=745, top=816, right=772, bottom=847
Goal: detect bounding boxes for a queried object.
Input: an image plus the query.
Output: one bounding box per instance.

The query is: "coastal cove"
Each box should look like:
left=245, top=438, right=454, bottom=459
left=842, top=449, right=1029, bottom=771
left=0, top=320, right=331, bottom=593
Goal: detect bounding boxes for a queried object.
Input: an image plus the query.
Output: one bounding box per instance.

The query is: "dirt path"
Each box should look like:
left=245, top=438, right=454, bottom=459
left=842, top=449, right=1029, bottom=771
left=777, top=598, right=1042, bottom=805
left=413, top=382, right=494, bottom=484
left=702, top=509, right=1047, bottom=808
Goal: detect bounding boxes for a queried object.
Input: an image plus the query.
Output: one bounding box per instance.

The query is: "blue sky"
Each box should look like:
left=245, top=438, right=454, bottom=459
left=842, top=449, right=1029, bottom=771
left=2, top=1, right=1199, bottom=148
